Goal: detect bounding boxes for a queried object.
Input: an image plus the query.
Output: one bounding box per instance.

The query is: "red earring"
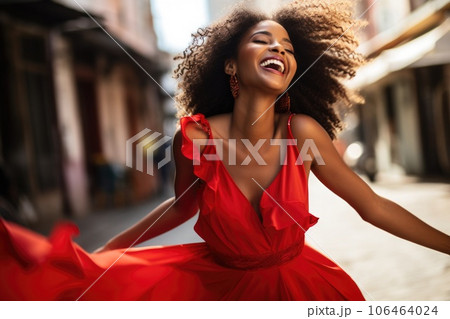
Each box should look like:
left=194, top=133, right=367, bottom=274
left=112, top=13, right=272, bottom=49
left=275, top=92, right=290, bottom=113
left=230, top=74, right=239, bottom=99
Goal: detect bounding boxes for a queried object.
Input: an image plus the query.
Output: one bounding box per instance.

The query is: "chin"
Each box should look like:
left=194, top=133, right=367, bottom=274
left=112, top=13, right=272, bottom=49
left=266, top=84, right=288, bottom=95
left=264, top=79, right=290, bottom=92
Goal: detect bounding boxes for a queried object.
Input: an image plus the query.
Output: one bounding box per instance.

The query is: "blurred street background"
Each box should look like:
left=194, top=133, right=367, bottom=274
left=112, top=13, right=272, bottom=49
left=0, top=0, right=449, bottom=301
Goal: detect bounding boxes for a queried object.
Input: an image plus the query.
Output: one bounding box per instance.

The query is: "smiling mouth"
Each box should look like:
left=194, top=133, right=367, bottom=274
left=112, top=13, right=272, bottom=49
left=260, top=59, right=285, bottom=74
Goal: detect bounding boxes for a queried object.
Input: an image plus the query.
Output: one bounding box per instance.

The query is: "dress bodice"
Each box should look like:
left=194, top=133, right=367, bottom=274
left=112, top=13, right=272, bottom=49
left=180, top=113, right=319, bottom=267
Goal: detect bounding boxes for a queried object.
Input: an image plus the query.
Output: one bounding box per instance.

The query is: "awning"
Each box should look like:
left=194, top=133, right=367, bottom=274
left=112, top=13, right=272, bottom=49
left=0, top=0, right=90, bottom=26
left=0, top=0, right=168, bottom=73
left=411, top=26, right=450, bottom=67
left=347, top=18, right=450, bottom=89
left=66, top=28, right=169, bottom=75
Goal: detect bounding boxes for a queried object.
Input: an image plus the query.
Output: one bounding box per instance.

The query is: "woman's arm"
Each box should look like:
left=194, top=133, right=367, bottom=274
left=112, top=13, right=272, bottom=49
left=94, top=128, right=202, bottom=252
left=291, top=114, right=450, bottom=255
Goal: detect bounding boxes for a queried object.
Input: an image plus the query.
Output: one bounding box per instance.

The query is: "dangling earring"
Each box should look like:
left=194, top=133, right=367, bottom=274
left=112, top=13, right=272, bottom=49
left=230, top=74, right=239, bottom=99
left=275, top=92, right=290, bottom=113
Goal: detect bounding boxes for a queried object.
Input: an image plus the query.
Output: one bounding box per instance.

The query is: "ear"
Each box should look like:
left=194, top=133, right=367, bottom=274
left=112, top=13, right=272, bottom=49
left=224, top=59, right=236, bottom=75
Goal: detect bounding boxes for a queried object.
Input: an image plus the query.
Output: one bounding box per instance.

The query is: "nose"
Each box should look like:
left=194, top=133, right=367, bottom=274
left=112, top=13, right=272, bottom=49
left=269, top=41, right=285, bottom=55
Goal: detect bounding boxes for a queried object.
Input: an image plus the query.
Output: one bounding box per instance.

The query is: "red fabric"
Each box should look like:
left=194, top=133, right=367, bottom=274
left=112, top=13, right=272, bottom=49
left=0, top=113, right=365, bottom=300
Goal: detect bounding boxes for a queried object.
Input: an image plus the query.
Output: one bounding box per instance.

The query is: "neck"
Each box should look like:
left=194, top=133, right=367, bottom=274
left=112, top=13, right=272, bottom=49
left=230, top=91, right=280, bottom=142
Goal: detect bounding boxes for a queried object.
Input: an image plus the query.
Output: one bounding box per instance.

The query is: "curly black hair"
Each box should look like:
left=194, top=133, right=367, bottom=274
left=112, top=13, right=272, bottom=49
left=173, top=0, right=365, bottom=139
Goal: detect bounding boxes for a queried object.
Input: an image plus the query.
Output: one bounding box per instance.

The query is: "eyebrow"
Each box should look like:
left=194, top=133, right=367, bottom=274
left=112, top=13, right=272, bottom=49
left=251, top=31, right=292, bottom=44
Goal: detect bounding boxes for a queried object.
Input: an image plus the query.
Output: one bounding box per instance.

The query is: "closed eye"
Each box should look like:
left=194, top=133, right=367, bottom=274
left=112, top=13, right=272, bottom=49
left=252, top=36, right=294, bottom=54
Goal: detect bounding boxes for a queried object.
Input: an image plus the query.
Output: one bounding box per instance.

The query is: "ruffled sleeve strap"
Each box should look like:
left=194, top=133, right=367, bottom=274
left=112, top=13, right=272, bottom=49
left=179, top=113, right=214, bottom=181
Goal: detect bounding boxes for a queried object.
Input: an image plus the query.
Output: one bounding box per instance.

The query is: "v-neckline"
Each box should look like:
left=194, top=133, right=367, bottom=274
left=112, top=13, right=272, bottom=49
left=217, top=148, right=289, bottom=222
left=201, top=115, right=291, bottom=223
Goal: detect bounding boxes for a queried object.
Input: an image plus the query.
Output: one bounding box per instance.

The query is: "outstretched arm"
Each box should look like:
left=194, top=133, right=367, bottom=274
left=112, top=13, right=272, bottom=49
left=94, top=128, right=201, bottom=252
left=291, top=114, right=450, bottom=255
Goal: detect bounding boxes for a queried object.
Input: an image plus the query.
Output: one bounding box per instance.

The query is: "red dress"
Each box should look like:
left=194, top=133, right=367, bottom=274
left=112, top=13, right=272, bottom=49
left=0, top=113, right=365, bottom=300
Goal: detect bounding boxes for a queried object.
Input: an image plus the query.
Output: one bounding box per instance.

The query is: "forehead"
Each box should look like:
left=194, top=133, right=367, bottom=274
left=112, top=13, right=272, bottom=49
left=245, top=20, right=290, bottom=38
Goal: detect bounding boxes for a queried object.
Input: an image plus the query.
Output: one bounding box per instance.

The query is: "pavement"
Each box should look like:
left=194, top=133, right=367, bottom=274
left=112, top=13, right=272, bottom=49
left=307, top=175, right=450, bottom=301
left=70, top=174, right=450, bottom=301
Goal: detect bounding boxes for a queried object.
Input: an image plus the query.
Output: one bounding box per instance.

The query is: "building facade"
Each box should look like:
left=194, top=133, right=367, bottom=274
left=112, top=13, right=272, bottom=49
left=0, top=0, right=169, bottom=227
left=348, top=0, right=450, bottom=179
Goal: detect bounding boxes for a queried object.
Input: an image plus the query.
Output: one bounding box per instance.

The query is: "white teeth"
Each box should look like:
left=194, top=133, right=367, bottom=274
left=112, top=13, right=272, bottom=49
left=260, top=59, right=285, bottom=73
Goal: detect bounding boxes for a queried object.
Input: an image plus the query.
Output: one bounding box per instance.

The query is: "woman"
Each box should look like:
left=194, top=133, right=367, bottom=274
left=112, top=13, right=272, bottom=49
left=1, top=1, right=449, bottom=301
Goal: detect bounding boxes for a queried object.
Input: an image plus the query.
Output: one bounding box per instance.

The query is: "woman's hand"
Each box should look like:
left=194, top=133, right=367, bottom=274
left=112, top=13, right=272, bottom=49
left=92, top=240, right=118, bottom=253
left=92, top=244, right=111, bottom=254
left=92, top=246, right=107, bottom=254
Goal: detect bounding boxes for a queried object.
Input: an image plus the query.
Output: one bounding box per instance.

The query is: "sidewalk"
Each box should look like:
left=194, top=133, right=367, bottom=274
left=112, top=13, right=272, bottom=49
left=72, top=189, right=202, bottom=252
left=307, top=175, right=450, bottom=301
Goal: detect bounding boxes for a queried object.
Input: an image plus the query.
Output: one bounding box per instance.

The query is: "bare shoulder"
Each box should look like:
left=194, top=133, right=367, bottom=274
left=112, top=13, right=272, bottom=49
left=207, top=113, right=231, bottom=126
left=290, top=113, right=328, bottom=140
left=205, top=113, right=232, bottom=139
left=183, top=113, right=230, bottom=139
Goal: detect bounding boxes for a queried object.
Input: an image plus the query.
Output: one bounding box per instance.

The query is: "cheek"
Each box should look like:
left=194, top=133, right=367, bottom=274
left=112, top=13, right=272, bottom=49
left=236, top=45, right=261, bottom=71
left=236, top=54, right=251, bottom=72
left=288, top=60, right=298, bottom=81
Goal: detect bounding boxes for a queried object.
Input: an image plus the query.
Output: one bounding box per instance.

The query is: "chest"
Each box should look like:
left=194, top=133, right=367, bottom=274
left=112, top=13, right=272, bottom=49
left=218, top=139, right=289, bottom=214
